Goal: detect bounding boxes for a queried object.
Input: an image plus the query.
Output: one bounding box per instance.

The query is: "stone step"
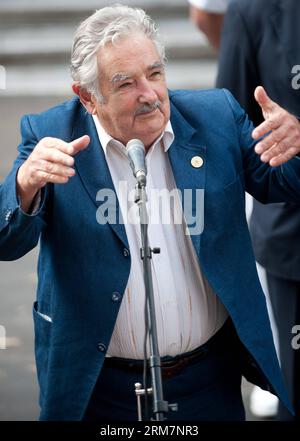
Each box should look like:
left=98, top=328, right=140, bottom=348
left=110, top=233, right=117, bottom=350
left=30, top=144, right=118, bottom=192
left=0, top=18, right=214, bottom=63
left=1, top=59, right=218, bottom=96
left=0, top=0, right=217, bottom=96
left=0, top=0, right=187, bottom=22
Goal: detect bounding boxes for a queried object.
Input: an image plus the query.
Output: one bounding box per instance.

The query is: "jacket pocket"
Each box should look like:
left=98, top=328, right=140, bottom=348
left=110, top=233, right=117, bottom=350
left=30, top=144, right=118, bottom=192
left=33, top=301, right=52, bottom=406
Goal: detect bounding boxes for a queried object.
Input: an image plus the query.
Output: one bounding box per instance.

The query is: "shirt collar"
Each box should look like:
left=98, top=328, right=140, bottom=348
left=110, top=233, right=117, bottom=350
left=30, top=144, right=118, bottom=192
left=92, top=114, right=174, bottom=157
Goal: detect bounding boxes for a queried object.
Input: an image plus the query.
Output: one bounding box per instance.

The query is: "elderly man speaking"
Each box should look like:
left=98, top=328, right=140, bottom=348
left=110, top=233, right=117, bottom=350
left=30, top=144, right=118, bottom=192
left=1, top=5, right=300, bottom=421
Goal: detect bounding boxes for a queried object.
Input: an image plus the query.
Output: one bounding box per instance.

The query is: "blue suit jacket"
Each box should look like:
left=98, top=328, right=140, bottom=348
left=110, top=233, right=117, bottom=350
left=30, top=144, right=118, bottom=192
left=1, top=89, right=300, bottom=420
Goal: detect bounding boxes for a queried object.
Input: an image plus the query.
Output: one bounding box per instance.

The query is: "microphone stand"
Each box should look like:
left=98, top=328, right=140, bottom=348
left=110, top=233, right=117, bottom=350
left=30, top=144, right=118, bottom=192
left=133, top=179, right=175, bottom=421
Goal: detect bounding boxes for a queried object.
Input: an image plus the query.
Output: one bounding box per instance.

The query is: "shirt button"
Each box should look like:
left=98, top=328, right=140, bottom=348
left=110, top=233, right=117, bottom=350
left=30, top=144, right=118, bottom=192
left=123, top=248, right=130, bottom=257
left=112, top=292, right=121, bottom=302
left=97, top=343, right=107, bottom=353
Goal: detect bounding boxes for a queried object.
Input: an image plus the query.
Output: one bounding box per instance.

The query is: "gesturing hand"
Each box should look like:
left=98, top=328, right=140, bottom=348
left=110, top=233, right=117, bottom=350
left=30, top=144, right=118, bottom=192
left=252, top=86, right=300, bottom=166
left=17, top=135, right=90, bottom=211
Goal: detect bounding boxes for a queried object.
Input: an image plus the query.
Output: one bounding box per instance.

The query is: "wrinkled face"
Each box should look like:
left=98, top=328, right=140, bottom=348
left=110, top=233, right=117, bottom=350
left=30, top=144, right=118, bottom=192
left=94, top=33, right=170, bottom=150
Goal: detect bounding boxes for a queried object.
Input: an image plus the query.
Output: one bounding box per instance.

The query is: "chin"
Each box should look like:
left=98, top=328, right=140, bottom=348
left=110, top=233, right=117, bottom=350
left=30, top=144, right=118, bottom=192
left=143, top=120, right=165, bottom=135
left=139, top=128, right=163, bottom=143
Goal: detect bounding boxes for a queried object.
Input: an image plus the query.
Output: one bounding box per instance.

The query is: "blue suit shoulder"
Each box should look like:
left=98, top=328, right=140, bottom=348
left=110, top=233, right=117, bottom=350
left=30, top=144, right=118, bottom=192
left=169, top=87, right=227, bottom=107
left=169, top=88, right=244, bottom=126
left=21, top=96, right=81, bottom=140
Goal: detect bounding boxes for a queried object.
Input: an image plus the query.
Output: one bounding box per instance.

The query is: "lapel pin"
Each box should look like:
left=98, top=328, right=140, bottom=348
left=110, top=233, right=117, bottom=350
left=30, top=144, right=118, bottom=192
left=191, top=156, right=204, bottom=168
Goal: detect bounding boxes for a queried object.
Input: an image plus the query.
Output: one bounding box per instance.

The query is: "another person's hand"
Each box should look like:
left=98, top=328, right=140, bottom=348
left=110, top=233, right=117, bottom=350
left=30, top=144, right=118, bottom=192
left=252, top=86, right=300, bottom=166
left=16, top=135, right=90, bottom=212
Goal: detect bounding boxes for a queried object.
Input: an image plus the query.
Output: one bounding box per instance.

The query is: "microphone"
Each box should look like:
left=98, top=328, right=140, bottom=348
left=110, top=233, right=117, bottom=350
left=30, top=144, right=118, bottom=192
left=126, top=139, right=147, bottom=185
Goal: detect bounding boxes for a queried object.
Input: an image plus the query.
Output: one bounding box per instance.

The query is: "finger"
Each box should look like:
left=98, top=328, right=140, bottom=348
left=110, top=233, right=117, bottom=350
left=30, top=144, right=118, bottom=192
left=252, top=117, right=281, bottom=140
left=37, top=159, right=75, bottom=178
left=260, top=140, right=288, bottom=162
left=269, top=147, right=300, bottom=167
left=41, top=135, right=90, bottom=156
left=254, top=86, right=278, bottom=115
left=260, top=140, right=294, bottom=163
left=40, top=138, right=76, bottom=156
left=31, top=170, right=71, bottom=187
left=252, top=120, right=274, bottom=140
left=69, top=135, right=90, bottom=155
left=42, top=148, right=75, bottom=167
left=254, top=126, right=286, bottom=154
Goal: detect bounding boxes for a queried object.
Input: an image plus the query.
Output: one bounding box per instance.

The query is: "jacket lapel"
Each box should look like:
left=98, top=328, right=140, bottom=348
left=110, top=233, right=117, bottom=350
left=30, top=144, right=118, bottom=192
left=168, top=101, right=207, bottom=254
left=71, top=103, right=128, bottom=248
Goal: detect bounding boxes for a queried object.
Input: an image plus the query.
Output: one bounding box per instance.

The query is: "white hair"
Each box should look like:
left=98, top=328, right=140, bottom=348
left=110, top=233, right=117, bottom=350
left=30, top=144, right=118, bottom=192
left=70, top=4, right=166, bottom=102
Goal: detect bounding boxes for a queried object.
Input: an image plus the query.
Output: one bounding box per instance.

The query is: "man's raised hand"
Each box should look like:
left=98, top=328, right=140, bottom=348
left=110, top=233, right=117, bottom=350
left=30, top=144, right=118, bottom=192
left=252, top=86, right=300, bottom=167
left=16, top=135, right=90, bottom=212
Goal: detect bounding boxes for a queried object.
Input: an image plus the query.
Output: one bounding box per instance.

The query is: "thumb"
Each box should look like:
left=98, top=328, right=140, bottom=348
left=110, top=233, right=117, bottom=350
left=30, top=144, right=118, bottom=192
left=254, top=86, right=277, bottom=114
left=69, top=135, right=90, bottom=155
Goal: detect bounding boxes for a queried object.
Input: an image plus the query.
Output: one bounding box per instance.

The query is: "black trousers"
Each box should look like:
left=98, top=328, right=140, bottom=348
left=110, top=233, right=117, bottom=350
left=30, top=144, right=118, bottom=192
left=83, top=320, right=245, bottom=421
left=267, top=273, right=300, bottom=420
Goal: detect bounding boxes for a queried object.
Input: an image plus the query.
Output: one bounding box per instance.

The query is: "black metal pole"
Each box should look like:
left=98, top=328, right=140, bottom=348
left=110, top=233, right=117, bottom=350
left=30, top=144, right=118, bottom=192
left=136, top=182, right=169, bottom=421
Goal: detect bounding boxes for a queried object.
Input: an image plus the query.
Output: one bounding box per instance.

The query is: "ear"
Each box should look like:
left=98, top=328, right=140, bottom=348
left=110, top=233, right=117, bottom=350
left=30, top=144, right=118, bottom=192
left=72, top=83, right=97, bottom=114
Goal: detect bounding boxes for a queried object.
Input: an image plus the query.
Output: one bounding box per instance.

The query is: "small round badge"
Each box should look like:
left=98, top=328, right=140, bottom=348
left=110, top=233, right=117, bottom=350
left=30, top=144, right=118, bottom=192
left=191, top=156, right=204, bottom=168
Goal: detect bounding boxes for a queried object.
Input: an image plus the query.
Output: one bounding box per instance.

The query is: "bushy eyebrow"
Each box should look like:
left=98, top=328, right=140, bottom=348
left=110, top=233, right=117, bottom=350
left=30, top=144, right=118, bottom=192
left=148, top=61, right=164, bottom=71
left=110, top=61, right=165, bottom=85
left=110, top=73, right=131, bottom=84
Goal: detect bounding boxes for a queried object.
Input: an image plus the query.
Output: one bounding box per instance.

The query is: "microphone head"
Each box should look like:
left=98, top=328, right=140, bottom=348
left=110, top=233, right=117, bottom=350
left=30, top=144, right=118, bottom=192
left=126, top=138, right=145, bottom=154
left=126, top=139, right=147, bottom=184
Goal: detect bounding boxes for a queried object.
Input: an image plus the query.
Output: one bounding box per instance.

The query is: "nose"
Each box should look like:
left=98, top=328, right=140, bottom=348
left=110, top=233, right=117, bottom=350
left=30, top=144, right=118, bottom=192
left=137, top=78, right=158, bottom=104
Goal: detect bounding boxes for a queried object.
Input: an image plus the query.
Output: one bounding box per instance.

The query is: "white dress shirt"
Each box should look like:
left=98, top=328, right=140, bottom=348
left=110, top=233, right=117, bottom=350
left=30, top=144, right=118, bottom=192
left=93, top=115, right=228, bottom=359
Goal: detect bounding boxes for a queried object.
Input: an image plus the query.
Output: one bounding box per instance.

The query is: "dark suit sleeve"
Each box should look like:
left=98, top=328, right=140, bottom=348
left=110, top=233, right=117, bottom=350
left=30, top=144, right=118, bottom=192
left=0, top=115, right=50, bottom=261
left=223, top=89, right=300, bottom=204
left=216, top=1, right=263, bottom=127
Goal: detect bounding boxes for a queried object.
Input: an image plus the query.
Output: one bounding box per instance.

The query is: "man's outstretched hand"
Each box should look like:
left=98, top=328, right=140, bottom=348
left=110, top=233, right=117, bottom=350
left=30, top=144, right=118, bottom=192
left=252, top=86, right=300, bottom=166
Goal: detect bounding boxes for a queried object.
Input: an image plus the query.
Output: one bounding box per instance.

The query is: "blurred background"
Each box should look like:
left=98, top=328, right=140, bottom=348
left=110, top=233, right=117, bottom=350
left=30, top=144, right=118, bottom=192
left=0, top=0, right=260, bottom=420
